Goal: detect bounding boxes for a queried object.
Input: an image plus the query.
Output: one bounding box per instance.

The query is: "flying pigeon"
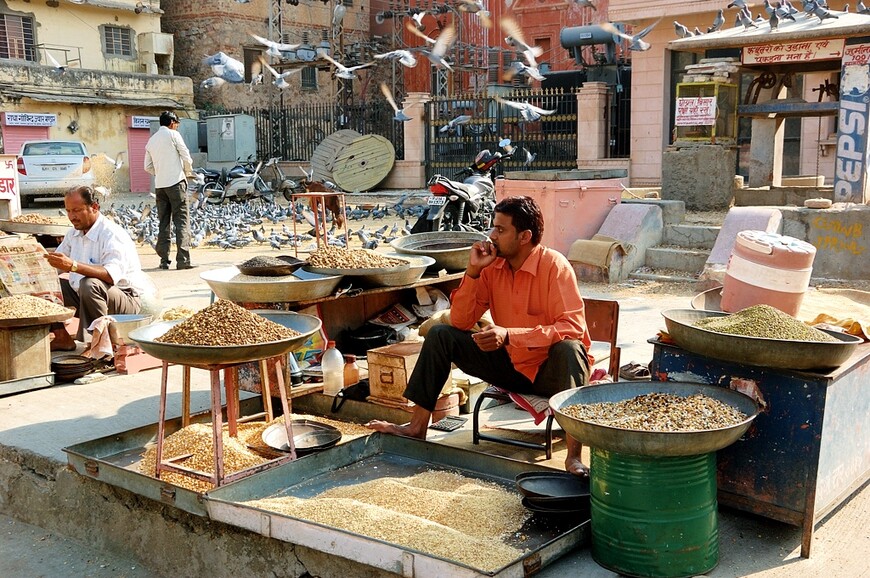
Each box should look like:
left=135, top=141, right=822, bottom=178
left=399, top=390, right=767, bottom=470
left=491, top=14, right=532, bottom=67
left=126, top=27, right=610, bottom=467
left=317, top=50, right=375, bottom=80
left=521, top=147, right=537, bottom=168
left=259, top=57, right=302, bottom=89
left=45, top=52, right=67, bottom=73
left=504, top=60, right=545, bottom=81
left=456, top=0, right=492, bottom=28
left=413, top=23, right=456, bottom=69
left=405, top=19, right=437, bottom=45
left=248, top=72, right=263, bottom=91
left=410, top=10, right=426, bottom=30
left=439, top=114, right=472, bottom=133
left=249, top=34, right=300, bottom=59
left=502, top=17, right=544, bottom=66
left=494, top=95, right=556, bottom=122
left=373, top=49, right=418, bottom=68
left=601, top=18, right=661, bottom=51
left=708, top=9, right=725, bottom=33
left=91, top=152, right=125, bottom=172
left=203, top=52, right=245, bottom=83
left=380, top=83, right=412, bottom=122
left=332, top=0, right=347, bottom=28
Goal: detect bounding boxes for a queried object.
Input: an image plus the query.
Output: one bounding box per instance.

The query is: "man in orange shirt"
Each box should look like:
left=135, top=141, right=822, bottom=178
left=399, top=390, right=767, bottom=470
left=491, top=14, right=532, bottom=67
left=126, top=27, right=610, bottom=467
left=367, top=196, right=593, bottom=476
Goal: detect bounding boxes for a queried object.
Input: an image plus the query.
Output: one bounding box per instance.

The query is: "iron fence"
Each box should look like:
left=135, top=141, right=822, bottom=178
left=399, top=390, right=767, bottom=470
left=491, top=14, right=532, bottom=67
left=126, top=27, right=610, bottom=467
left=206, top=100, right=404, bottom=163
left=425, top=88, right=579, bottom=181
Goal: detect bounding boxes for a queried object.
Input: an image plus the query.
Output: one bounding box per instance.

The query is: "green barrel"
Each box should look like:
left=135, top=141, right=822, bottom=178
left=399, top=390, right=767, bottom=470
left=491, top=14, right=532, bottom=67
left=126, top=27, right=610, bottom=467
left=590, top=448, right=718, bottom=578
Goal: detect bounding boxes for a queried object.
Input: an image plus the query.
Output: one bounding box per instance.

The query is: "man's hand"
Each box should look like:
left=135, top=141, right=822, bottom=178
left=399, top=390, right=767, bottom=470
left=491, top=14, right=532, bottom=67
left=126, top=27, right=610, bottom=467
left=44, top=251, right=74, bottom=273
left=471, top=325, right=509, bottom=352
left=466, top=238, right=497, bottom=279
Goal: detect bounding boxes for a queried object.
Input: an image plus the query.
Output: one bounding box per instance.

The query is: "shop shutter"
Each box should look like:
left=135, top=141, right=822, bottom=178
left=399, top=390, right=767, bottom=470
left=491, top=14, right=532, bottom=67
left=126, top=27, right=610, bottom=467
left=127, top=128, right=152, bottom=193
left=1, top=125, right=50, bottom=156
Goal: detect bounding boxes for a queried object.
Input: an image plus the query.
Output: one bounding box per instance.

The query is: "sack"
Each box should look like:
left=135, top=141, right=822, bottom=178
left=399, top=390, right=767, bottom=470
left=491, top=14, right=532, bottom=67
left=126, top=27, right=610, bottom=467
left=331, top=379, right=371, bottom=413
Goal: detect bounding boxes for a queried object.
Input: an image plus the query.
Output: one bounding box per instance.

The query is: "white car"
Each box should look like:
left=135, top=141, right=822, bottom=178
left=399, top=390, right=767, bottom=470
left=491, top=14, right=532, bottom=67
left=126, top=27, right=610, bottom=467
left=16, top=140, right=94, bottom=206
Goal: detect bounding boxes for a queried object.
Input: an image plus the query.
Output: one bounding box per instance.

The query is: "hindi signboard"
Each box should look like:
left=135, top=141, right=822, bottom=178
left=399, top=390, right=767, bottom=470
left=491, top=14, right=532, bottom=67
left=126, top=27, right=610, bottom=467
left=0, top=155, right=21, bottom=219
left=743, top=39, right=844, bottom=65
left=675, top=96, right=717, bottom=126
left=2, top=113, right=57, bottom=127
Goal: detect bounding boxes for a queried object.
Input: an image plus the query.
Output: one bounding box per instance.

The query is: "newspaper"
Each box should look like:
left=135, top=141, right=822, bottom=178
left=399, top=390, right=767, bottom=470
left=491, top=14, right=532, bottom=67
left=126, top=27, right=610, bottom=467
left=369, top=303, right=417, bottom=331
left=0, top=242, right=63, bottom=304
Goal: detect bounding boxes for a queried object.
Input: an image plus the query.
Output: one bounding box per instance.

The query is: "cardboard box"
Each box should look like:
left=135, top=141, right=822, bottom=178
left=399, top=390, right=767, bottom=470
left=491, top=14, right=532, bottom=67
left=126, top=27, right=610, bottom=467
left=367, top=342, right=423, bottom=402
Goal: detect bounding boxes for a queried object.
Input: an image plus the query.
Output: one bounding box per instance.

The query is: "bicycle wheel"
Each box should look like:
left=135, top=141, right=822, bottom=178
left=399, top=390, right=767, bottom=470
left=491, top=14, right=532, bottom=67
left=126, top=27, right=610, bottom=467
left=204, top=182, right=225, bottom=204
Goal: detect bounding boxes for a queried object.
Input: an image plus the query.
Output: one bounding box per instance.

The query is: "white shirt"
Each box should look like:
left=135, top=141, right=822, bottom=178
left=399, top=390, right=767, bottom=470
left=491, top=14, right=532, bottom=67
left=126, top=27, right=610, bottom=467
left=144, top=126, right=193, bottom=189
left=56, top=213, right=154, bottom=297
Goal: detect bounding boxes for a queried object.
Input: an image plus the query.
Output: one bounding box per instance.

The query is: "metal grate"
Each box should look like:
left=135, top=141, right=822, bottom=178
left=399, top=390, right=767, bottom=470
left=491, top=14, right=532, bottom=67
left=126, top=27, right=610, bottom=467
left=0, top=14, right=35, bottom=61
left=104, top=26, right=132, bottom=57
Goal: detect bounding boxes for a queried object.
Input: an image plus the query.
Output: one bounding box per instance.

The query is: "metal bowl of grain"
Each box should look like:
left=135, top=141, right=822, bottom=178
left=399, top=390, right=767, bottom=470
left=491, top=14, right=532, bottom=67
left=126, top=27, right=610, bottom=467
left=356, top=254, right=436, bottom=287
left=390, top=231, right=487, bottom=271
left=663, top=308, right=863, bottom=371
left=108, top=314, right=153, bottom=347
left=550, top=382, right=760, bottom=457
left=128, top=311, right=322, bottom=366
left=200, top=267, right=343, bottom=303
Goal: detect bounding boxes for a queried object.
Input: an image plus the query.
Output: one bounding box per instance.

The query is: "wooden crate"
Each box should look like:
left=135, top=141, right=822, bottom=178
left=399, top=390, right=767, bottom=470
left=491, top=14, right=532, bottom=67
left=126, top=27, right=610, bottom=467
left=367, top=342, right=423, bottom=402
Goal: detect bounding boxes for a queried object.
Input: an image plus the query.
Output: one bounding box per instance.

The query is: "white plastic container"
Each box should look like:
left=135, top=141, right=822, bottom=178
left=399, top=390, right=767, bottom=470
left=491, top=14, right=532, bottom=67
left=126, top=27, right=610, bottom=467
left=321, top=341, right=345, bottom=396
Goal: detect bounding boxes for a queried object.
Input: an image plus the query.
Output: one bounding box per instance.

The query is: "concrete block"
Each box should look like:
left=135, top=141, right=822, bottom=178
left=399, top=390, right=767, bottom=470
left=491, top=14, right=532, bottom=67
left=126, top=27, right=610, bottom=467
left=661, top=145, right=738, bottom=211
left=665, top=224, right=721, bottom=249
left=646, top=247, right=711, bottom=273
left=622, top=199, right=685, bottom=226
left=780, top=205, right=870, bottom=281
left=782, top=175, right=825, bottom=186
left=597, top=203, right=663, bottom=277
left=706, top=206, right=782, bottom=266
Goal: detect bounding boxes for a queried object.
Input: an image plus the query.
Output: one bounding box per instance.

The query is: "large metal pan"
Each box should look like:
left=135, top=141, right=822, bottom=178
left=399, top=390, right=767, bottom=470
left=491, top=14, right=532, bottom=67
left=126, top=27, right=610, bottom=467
left=691, top=287, right=723, bottom=311
left=304, top=259, right=411, bottom=278
left=356, top=254, right=435, bottom=287
left=127, top=311, right=321, bottom=366
left=663, top=308, right=863, bottom=371
left=390, top=231, right=486, bottom=271
left=550, top=381, right=760, bottom=457
left=200, top=267, right=342, bottom=303
left=0, top=219, right=70, bottom=237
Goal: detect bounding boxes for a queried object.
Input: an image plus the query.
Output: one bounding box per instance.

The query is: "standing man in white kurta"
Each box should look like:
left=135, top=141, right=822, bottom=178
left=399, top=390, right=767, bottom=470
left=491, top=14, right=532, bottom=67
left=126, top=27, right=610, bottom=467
left=144, top=111, right=195, bottom=270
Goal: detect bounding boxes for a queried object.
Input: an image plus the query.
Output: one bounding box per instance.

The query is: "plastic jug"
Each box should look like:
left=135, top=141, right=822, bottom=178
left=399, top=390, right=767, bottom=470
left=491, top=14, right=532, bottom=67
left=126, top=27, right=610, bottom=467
left=321, top=341, right=344, bottom=396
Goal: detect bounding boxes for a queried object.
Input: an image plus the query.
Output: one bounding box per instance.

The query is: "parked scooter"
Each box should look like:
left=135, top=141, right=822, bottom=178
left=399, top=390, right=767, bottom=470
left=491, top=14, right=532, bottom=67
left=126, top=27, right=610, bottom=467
left=412, top=139, right=515, bottom=233
left=204, top=157, right=300, bottom=205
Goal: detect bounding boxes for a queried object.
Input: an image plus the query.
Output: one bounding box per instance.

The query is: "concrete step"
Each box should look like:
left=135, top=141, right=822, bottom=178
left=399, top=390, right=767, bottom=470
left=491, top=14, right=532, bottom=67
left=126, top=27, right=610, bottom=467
left=663, top=224, right=720, bottom=249
left=645, top=246, right=710, bottom=273
left=629, top=267, right=700, bottom=284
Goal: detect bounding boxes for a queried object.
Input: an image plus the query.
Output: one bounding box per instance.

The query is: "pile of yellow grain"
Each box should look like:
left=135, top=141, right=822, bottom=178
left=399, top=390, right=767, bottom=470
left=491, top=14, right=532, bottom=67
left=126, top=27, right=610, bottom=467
left=246, top=470, right=527, bottom=571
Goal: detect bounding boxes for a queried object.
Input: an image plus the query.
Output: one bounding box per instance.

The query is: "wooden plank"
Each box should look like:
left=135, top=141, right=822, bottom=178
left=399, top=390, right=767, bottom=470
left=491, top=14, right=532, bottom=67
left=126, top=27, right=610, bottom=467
left=332, top=135, right=395, bottom=192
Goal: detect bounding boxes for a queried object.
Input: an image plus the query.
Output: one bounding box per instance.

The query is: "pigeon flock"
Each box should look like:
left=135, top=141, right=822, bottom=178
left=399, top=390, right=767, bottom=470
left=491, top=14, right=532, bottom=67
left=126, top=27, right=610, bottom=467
left=674, top=0, right=859, bottom=37
left=105, top=195, right=427, bottom=254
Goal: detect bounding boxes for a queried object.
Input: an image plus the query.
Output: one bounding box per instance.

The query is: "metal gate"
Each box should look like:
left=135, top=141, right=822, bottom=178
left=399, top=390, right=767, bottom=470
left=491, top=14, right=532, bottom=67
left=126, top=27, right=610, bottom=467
left=425, top=88, right=579, bottom=181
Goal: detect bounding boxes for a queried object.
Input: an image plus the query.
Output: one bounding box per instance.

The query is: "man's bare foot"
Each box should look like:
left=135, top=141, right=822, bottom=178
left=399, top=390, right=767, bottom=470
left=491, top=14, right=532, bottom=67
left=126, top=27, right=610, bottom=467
left=565, top=457, right=590, bottom=478
left=50, top=331, right=77, bottom=352
left=365, top=420, right=427, bottom=440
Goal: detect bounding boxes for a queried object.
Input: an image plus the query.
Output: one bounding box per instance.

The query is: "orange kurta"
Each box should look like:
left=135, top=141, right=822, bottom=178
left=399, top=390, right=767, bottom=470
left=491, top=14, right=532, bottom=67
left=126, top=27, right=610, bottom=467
left=449, top=244, right=592, bottom=383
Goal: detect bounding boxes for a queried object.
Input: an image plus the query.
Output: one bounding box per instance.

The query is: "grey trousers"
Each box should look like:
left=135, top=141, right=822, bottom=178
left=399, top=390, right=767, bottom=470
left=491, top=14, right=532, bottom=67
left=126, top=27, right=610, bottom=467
left=155, top=180, right=191, bottom=267
left=404, top=324, right=591, bottom=412
left=61, top=277, right=140, bottom=340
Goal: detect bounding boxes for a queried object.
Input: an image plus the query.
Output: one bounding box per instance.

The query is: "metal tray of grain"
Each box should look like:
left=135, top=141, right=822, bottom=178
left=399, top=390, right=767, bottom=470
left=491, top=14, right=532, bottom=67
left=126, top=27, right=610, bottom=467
left=0, top=219, right=70, bottom=237
left=662, top=309, right=863, bottom=371
left=63, top=397, right=264, bottom=517
left=550, top=382, right=760, bottom=457
left=127, top=311, right=321, bottom=366
left=205, top=434, right=587, bottom=577
left=200, top=267, right=343, bottom=303
left=356, top=254, right=435, bottom=287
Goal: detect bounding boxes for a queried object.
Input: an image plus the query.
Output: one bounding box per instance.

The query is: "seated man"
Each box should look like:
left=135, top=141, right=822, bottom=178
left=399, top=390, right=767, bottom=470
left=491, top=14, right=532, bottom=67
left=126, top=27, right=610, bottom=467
left=45, top=185, right=153, bottom=350
left=367, top=195, right=593, bottom=477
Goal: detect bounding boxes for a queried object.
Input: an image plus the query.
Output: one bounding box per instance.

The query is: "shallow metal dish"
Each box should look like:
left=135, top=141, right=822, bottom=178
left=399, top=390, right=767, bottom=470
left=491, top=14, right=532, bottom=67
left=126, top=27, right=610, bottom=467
left=304, top=258, right=411, bottom=278
left=127, top=311, right=322, bottom=366
left=663, top=308, right=863, bottom=371
left=0, top=306, right=75, bottom=328
left=390, top=231, right=486, bottom=271
left=691, top=287, right=724, bottom=311
left=550, top=382, right=760, bottom=457
left=107, top=314, right=153, bottom=346
left=200, top=267, right=343, bottom=303
left=0, top=219, right=70, bottom=237
left=516, top=472, right=590, bottom=499
left=261, top=419, right=342, bottom=454
left=356, top=254, right=436, bottom=287
left=237, top=255, right=306, bottom=277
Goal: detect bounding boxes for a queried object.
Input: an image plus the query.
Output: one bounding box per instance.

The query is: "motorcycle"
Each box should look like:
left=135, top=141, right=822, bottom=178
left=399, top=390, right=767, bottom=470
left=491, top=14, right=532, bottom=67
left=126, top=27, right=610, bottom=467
left=204, top=157, right=300, bottom=205
left=412, top=138, right=515, bottom=233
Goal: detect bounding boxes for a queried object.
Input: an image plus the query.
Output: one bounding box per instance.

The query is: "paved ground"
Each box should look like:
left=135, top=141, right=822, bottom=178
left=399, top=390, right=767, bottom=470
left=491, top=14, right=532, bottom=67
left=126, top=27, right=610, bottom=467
left=0, top=192, right=867, bottom=577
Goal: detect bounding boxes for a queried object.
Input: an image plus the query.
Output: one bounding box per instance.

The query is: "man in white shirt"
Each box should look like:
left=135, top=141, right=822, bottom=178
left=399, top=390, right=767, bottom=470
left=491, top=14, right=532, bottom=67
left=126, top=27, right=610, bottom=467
left=144, top=111, right=195, bottom=270
left=45, top=186, right=154, bottom=350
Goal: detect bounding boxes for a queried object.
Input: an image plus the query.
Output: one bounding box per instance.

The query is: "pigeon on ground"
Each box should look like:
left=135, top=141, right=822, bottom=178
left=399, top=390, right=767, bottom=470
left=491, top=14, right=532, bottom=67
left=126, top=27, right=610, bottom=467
left=770, top=10, right=780, bottom=29
left=738, top=7, right=759, bottom=29
left=775, top=2, right=798, bottom=20
left=249, top=34, right=300, bottom=59
left=380, top=83, right=412, bottom=122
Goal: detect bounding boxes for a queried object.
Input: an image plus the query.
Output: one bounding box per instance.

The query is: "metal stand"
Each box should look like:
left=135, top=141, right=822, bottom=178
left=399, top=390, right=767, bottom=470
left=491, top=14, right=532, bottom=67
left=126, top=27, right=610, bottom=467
left=289, top=191, right=348, bottom=255
left=154, top=356, right=297, bottom=488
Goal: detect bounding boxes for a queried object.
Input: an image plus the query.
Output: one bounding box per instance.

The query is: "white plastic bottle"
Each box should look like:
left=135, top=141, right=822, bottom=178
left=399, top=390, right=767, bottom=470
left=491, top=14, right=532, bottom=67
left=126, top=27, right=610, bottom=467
left=321, top=341, right=344, bottom=396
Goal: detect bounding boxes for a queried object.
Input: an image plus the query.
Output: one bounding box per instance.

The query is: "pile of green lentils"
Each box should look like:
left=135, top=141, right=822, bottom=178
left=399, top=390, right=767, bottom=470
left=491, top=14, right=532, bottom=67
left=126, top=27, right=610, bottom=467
left=693, top=304, right=837, bottom=342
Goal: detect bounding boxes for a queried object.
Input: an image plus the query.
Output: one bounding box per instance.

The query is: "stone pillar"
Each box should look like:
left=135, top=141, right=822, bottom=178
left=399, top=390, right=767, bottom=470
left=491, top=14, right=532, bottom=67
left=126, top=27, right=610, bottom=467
left=748, top=85, right=787, bottom=188
left=834, top=43, right=870, bottom=204
left=577, top=82, right=609, bottom=162
left=402, top=92, right=431, bottom=166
